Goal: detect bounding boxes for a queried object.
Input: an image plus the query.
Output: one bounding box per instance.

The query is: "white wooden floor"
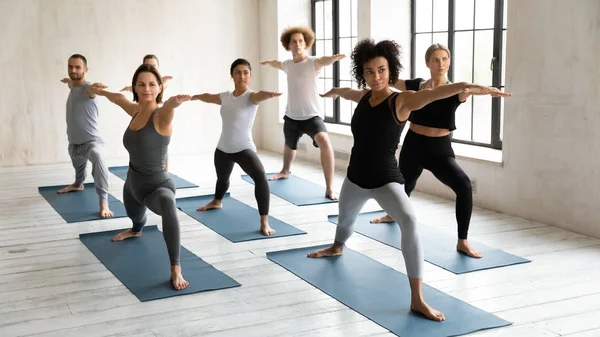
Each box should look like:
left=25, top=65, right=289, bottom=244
left=1, top=151, right=600, bottom=337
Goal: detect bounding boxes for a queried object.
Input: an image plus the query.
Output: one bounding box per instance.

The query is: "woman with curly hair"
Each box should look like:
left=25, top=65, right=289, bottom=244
left=260, top=26, right=345, bottom=200
left=369, top=44, right=511, bottom=258
left=307, top=39, right=496, bottom=322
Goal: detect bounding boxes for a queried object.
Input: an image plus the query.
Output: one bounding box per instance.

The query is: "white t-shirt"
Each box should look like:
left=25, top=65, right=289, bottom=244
left=281, top=56, right=323, bottom=120
left=216, top=90, right=258, bottom=154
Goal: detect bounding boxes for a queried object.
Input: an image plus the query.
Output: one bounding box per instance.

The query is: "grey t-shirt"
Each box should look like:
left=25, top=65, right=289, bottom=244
left=66, top=82, right=102, bottom=145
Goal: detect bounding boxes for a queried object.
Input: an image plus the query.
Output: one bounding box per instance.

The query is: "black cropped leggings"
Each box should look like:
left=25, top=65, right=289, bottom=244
left=400, top=129, right=473, bottom=239
left=214, top=148, right=270, bottom=215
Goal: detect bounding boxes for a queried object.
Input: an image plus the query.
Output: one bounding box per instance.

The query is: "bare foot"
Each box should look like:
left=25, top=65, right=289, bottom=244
left=457, top=239, right=483, bottom=258
left=99, top=202, right=114, bottom=218
left=196, top=199, right=222, bottom=211
left=57, top=184, right=84, bottom=194
left=260, top=222, right=276, bottom=236
left=370, top=214, right=394, bottom=223
left=410, top=299, right=446, bottom=322
left=326, top=189, right=339, bottom=201
left=111, top=229, right=142, bottom=241
left=269, top=171, right=289, bottom=181
left=171, top=265, right=189, bottom=290
left=307, top=245, right=343, bottom=258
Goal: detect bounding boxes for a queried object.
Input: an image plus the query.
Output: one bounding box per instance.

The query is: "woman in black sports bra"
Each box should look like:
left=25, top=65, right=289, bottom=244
left=370, top=43, right=512, bottom=258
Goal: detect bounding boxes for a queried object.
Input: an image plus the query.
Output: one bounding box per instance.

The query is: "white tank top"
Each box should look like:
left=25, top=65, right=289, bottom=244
left=216, top=90, right=258, bottom=154
left=282, top=56, right=323, bottom=120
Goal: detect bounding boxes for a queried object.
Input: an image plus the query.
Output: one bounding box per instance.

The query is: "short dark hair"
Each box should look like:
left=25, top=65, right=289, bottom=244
left=230, top=58, right=252, bottom=76
left=143, top=54, right=159, bottom=67
left=131, top=64, right=163, bottom=104
left=351, top=39, right=403, bottom=89
left=69, top=54, right=87, bottom=66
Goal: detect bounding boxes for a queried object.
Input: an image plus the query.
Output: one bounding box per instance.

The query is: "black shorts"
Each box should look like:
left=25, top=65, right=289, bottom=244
left=283, top=115, right=328, bottom=150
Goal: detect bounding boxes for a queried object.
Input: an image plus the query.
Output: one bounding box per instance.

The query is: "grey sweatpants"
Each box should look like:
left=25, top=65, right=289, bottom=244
left=68, top=141, right=109, bottom=203
left=335, top=177, right=424, bottom=279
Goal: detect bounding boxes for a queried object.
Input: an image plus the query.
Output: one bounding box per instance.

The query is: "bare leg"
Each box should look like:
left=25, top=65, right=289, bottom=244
left=99, top=201, right=114, bottom=218
left=457, top=239, right=483, bottom=258
left=409, top=278, right=446, bottom=322
left=260, top=215, right=275, bottom=236
left=171, top=265, right=189, bottom=290
left=270, top=145, right=295, bottom=180
left=314, top=132, right=337, bottom=200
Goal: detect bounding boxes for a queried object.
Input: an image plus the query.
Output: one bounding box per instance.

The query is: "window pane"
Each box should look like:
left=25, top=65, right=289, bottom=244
left=475, top=0, right=495, bottom=29
left=339, top=0, right=351, bottom=37
left=453, top=31, right=474, bottom=82
left=432, top=32, right=449, bottom=49
left=315, top=1, right=324, bottom=38
left=325, top=40, right=333, bottom=78
left=351, top=0, right=358, bottom=36
left=454, top=98, right=473, bottom=141
left=503, top=0, right=508, bottom=29
left=416, top=0, right=433, bottom=33
left=324, top=78, right=334, bottom=118
left=339, top=80, right=354, bottom=123
left=472, top=95, right=492, bottom=143
left=432, top=0, right=448, bottom=32
left=454, top=0, right=474, bottom=30
left=474, top=30, right=494, bottom=85
left=501, top=30, right=506, bottom=85
left=339, top=38, right=353, bottom=81
left=321, top=79, right=333, bottom=118
left=415, top=33, right=432, bottom=78
left=324, top=0, right=333, bottom=39
left=316, top=40, right=324, bottom=57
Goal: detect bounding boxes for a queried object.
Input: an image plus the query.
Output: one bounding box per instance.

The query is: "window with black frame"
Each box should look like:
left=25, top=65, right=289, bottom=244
left=311, top=0, right=358, bottom=125
left=412, top=0, right=507, bottom=149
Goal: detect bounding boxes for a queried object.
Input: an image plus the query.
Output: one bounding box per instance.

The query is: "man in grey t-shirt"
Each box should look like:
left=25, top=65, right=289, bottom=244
left=58, top=54, right=113, bottom=218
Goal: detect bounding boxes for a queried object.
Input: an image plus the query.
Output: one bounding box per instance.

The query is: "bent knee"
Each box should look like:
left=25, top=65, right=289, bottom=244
left=314, top=132, right=331, bottom=147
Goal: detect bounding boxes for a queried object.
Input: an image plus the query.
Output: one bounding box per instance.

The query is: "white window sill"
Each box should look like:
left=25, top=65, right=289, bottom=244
left=279, top=120, right=503, bottom=166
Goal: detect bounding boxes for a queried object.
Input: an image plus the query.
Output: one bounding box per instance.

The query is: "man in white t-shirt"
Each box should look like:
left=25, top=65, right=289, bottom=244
left=261, top=26, right=345, bottom=200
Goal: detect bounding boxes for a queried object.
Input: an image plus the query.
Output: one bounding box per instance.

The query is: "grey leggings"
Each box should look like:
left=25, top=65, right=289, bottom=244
left=335, top=177, right=424, bottom=279
left=123, top=170, right=180, bottom=266
left=69, top=141, right=108, bottom=202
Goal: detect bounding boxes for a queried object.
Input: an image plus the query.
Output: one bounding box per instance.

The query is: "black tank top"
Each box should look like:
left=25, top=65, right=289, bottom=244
left=347, top=91, right=407, bottom=189
left=406, top=78, right=463, bottom=130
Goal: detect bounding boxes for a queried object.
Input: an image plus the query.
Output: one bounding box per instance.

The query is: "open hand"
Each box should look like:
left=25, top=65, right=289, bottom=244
left=319, top=88, right=339, bottom=99
left=169, top=94, right=192, bottom=107
left=489, top=87, right=512, bottom=97
left=60, top=78, right=71, bottom=84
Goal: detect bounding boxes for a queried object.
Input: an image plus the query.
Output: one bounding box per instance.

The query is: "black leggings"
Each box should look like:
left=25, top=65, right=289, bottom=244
left=214, top=148, right=270, bottom=215
left=400, top=129, right=473, bottom=239
left=124, top=170, right=180, bottom=266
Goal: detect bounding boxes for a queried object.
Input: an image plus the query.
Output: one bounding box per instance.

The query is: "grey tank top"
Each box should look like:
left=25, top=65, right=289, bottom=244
left=123, top=108, right=170, bottom=175
left=66, top=82, right=102, bottom=145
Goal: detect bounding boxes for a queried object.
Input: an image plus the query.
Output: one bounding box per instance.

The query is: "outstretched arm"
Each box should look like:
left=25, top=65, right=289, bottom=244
left=156, top=94, right=192, bottom=131
left=391, top=80, right=407, bottom=91
left=259, top=60, right=283, bottom=70
left=396, top=82, right=492, bottom=121
left=249, top=91, right=282, bottom=105
left=314, top=54, right=346, bottom=72
left=320, top=87, right=368, bottom=103
left=60, top=78, right=73, bottom=89
left=90, top=85, right=139, bottom=116
left=458, top=85, right=512, bottom=101
left=85, top=82, right=105, bottom=98
left=190, top=93, right=221, bottom=105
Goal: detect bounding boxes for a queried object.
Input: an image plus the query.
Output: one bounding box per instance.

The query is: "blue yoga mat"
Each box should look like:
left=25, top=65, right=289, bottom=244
left=177, top=193, right=306, bottom=242
left=241, top=173, right=337, bottom=206
left=109, top=166, right=198, bottom=189
left=79, top=225, right=240, bottom=302
left=328, top=210, right=530, bottom=274
left=267, top=245, right=511, bottom=337
left=38, top=183, right=127, bottom=223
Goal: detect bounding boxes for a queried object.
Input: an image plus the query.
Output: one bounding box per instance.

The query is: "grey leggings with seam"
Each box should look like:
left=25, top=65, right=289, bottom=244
left=335, top=177, right=424, bottom=279
left=69, top=141, right=109, bottom=202
left=123, top=170, right=181, bottom=266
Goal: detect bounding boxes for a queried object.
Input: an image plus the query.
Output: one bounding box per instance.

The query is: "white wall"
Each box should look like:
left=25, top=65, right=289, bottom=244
left=259, top=0, right=600, bottom=239
left=0, top=0, right=260, bottom=167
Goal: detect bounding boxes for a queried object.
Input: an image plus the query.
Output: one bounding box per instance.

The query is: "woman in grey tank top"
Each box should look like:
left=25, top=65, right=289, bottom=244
left=90, top=64, right=192, bottom=291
